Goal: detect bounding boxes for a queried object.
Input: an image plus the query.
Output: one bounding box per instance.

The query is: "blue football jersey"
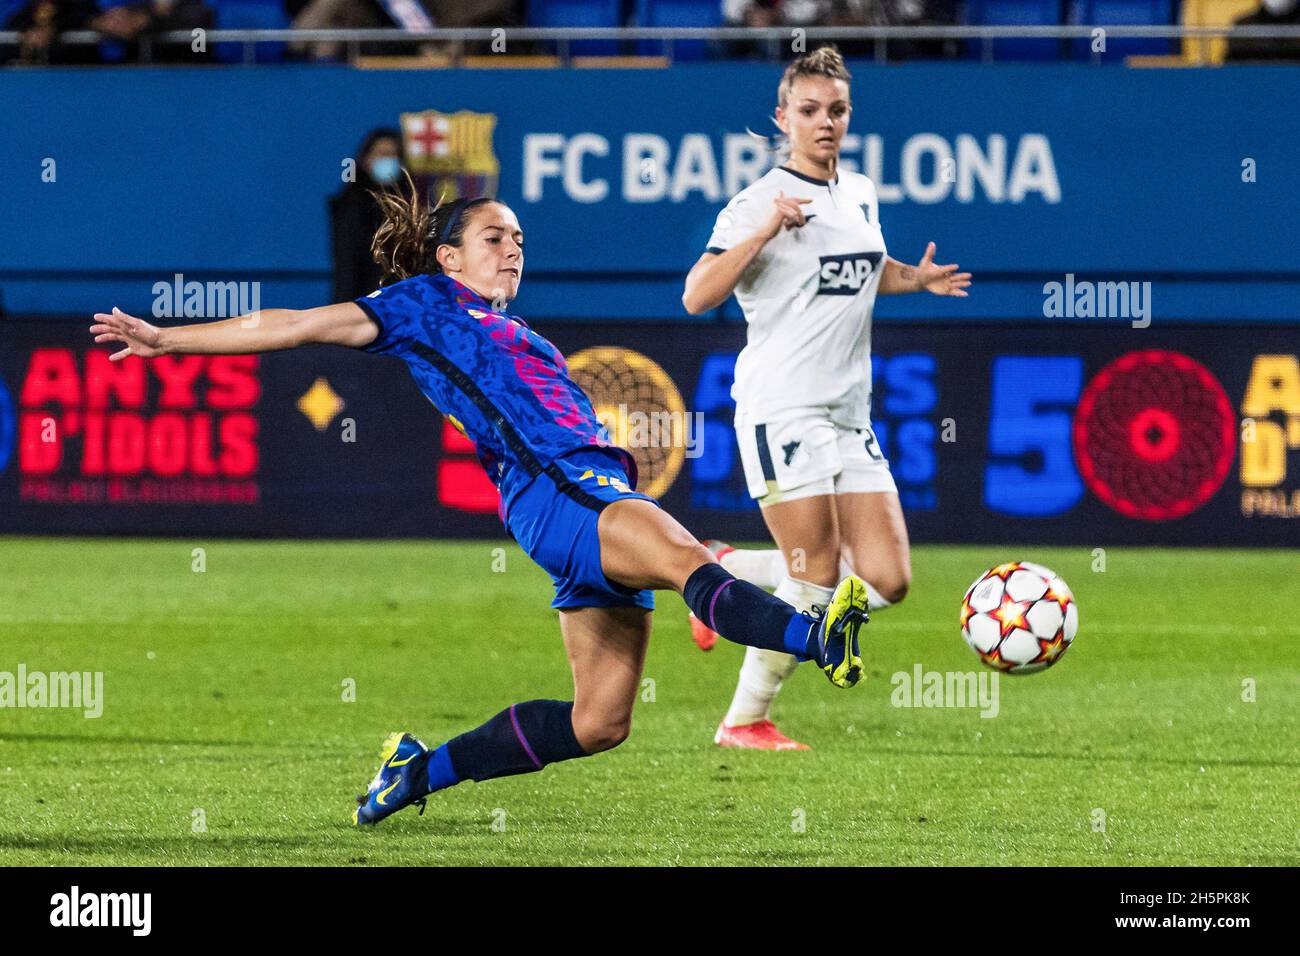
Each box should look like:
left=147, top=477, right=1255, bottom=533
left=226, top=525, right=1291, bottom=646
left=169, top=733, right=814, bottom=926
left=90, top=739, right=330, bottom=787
left=355, top=273, right=636, bottom=514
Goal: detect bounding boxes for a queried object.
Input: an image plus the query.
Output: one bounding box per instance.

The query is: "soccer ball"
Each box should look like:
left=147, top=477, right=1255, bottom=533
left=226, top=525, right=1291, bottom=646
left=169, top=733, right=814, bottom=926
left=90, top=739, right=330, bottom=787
left=960, top=562, right=1078, bottom=674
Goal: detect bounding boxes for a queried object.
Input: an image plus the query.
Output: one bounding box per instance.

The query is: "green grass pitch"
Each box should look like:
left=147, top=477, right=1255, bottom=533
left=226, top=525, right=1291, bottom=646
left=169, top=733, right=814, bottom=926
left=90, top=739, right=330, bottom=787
left=0, top=537, right=1295, bottom=866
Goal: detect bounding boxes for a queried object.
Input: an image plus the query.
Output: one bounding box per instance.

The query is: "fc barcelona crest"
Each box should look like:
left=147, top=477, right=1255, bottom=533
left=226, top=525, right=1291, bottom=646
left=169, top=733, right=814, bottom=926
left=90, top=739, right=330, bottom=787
left=399, top=109, right=500, bottom=205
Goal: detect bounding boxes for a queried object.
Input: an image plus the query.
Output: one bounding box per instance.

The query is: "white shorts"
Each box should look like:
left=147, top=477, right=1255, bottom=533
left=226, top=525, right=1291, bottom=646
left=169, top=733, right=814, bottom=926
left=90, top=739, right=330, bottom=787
left=736, top=417, right=898, bottom=506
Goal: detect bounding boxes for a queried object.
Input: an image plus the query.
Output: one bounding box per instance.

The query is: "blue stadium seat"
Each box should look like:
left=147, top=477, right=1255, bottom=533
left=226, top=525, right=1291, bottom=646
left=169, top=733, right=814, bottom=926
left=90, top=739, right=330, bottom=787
left=964, top=0, right=1065, bottom=61
left=634, top=0, right=723, bottom=61
left=1069, top=1, right=1175, bottom=60
left=0, top=0, right=27, bottom=29
left=528, top=0, right=624, bottom=57
left=213, top=0, right=289, bottom=64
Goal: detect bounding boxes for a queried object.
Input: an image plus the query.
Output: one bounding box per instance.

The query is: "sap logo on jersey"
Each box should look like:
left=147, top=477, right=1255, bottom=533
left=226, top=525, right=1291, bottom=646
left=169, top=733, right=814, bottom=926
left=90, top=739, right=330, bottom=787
left=818, top=252, right=883, bottom=295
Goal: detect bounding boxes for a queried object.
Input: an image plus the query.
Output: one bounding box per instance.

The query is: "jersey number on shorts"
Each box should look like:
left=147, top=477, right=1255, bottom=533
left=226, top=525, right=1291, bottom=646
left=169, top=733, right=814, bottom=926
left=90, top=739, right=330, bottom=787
left=863, top=427, right=884, bottom=462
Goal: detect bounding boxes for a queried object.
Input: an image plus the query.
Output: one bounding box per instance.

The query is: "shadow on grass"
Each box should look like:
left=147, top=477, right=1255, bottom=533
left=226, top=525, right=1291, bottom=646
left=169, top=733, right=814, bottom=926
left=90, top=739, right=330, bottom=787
left=0, top=733, right=242, bottom=748
left=0, top=814, right=498, bottom=856
left=0, top=833, right=320, bottom=854
left=879, top=744, right=1300, bottom=770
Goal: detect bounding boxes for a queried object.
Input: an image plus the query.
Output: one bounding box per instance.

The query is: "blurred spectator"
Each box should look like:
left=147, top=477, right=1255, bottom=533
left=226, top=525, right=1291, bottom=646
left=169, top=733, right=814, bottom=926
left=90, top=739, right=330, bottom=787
left=3, top=0, right=100, bottom=64
left=722, top=0, right=809, bottom=59
left=330, top=128, right=403, bottom=301
left=422, top=0, right=521, bottom=55
left=725, top=0, right=784, bottom=28
left=423, top=0, right=517, bottom=29
left=3, top=0, right=215, bottom=64
left=869, top=0, right=959, bottom=60
left=290, top=0, right=391, bottom=61
left=821, top=1, right=960, bottom=59
left=94, top=0, right=215, bottom=63
left=722, top=0, right=959, bottom=61
left=1226, top=0, right=1300, bottom=60
left=290, top=0, right=519, bottom=62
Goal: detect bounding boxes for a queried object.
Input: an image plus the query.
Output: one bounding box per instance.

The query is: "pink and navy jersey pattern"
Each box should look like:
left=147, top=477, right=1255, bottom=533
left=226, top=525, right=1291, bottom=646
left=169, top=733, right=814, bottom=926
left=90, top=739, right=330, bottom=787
left=355, top=273, right=637, bottom=514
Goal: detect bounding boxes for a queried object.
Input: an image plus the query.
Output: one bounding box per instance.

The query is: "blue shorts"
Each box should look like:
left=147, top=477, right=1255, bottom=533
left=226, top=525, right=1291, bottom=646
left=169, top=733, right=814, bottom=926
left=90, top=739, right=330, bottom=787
left=505, top=448, right=658, bottom=611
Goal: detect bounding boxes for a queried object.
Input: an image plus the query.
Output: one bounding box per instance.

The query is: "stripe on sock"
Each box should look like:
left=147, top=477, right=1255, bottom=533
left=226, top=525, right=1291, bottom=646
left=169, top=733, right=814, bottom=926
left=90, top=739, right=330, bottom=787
left=508, top=704, right=543, bottom=770
left=707, top=578, right=735, bottom=632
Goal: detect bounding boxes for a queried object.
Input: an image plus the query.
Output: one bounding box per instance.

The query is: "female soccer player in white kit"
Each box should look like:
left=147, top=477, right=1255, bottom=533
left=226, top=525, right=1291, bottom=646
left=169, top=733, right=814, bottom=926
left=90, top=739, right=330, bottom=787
left=682, top=46, right=971, bottom=750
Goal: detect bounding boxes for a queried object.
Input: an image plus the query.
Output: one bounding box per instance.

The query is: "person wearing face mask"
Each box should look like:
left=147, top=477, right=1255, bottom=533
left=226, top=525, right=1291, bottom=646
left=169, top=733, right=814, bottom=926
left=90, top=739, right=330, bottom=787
left=1227, top=0, right=1300, bottom=60
left=330, top=128, right=404, bottom=302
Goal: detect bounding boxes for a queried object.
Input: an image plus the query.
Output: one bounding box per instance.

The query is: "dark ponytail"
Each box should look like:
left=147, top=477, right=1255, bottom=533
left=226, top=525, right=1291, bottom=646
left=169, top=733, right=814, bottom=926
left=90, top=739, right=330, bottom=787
left=370, top=171, right=500, bottom=285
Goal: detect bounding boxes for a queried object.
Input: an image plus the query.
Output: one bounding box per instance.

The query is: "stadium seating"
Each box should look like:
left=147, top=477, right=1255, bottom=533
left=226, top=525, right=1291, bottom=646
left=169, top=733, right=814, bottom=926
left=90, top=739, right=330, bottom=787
left=528, top=0, right=624, bottom=57
left=1070, top=1, right=1176, bottom=60
left=963, top=0, right=1066, bottom=61
left=1, top=0, right=1255, bottom=69
left=0, top=0, right=25, bottom=29
left=212, top=0, right=289, bottom=65
left=634, top=0, right=724, bottom=61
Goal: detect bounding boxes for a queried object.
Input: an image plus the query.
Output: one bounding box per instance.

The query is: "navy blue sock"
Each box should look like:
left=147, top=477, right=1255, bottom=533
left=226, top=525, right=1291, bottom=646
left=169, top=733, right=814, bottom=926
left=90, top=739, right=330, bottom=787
left=426, top=699, right=588, bottom=793
left=682, top=562, right=815, bottom=660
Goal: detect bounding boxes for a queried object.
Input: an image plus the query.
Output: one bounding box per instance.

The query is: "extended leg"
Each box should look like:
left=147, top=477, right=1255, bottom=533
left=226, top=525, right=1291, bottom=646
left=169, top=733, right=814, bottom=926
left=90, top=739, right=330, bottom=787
left=597, top=498, right=815, bottom=660
left=354, top=606, right=650, bottom=825
left=597, top=498, right=866, bottom=687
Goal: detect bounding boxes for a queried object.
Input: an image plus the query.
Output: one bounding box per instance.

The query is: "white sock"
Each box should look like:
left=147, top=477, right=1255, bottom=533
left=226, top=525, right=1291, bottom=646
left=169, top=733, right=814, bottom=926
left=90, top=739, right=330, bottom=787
left=720, top=549, right=889, bottom=602
left=717, top=547, right=819, bottom=590
left=770, top=550, right=791, bottom=588
left=718, top=547, right=784, bottom=588
left=723, top=577, right=833, bottom=727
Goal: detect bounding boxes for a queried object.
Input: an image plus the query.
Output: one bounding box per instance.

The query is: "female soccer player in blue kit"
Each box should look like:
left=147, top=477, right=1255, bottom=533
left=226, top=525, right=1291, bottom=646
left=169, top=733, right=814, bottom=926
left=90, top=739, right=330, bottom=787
left=88, top=183, right=871, bottom=826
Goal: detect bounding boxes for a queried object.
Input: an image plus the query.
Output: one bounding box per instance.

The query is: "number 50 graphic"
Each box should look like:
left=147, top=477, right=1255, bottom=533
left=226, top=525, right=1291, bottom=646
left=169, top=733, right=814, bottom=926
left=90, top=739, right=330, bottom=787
left=984, top=352, right=1236, bottom=522
left=984, top=357, right=1085, bottom=517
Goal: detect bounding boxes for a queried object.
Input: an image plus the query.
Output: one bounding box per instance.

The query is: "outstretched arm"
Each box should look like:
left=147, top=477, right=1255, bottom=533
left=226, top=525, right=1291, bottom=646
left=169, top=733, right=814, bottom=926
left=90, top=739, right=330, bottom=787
left=88, top=301, right=378, bottom=361
left=878, top=242, right=972, bottom=297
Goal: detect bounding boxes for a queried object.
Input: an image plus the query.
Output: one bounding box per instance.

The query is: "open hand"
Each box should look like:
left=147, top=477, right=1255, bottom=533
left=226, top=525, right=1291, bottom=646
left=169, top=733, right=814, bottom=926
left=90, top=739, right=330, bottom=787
left=914, top=242, right=972, bottom=296
left=89, top=308, right=165, bottom=361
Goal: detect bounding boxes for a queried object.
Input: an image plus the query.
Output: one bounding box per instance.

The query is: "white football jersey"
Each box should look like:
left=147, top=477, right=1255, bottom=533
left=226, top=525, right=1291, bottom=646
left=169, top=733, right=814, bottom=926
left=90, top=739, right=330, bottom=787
left=705, top=165, right=887, bottom=428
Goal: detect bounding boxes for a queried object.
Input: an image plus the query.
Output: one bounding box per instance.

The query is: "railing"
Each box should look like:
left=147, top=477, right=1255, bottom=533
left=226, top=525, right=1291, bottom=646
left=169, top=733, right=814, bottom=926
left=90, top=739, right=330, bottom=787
left=2, top=25, right=1300, bottom=66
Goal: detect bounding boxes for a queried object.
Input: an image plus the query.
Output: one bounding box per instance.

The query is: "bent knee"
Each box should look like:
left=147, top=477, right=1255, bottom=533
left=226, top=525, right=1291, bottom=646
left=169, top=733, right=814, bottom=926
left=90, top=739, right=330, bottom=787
left=878, top=574, right=909, bottom=606
left=676, top=540, right=723, bottom=588
left=849, top=559, right=910, bottom=604
left=875, top=573, right=910, bottom=605
left=572, top=713, right=632, bottom=754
